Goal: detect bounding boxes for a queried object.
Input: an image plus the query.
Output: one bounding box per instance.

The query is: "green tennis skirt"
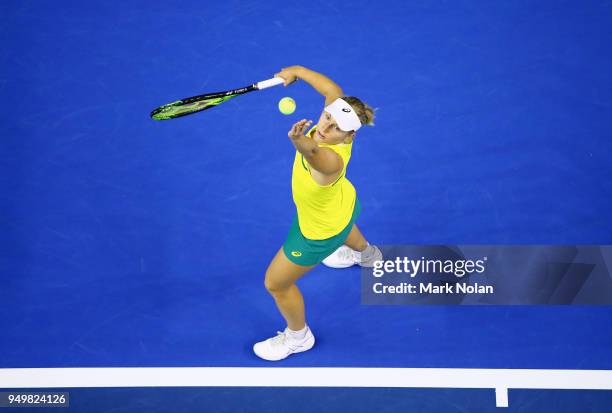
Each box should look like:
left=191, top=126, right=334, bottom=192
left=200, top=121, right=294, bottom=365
left=282, top=198, right=361, bottom=266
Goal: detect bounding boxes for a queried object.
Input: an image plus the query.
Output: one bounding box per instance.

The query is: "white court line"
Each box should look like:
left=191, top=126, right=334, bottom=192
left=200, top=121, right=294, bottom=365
left=1, top=368, right=611, bottom=408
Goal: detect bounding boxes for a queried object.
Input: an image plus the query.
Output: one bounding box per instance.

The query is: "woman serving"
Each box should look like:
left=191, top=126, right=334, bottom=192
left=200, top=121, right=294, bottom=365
left=253, top=65, right=382, bottom=361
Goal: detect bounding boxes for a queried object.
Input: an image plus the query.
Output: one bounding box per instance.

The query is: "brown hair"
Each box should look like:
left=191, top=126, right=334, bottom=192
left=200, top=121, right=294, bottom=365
left=343, top=96, right=375, bottom=127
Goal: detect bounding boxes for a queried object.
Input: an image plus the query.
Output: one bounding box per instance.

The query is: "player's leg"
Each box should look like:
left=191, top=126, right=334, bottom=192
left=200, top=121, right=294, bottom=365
left=264, top=247, right=314, bottom=331
left=253, top=248, right=316, bottom=361
left=323, top=224, right=383, bottom=268
left=344, top=223, right=368, bottom=252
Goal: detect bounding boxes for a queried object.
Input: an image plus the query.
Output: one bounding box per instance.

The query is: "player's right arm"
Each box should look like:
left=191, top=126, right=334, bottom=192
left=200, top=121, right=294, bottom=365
left=275, top=66, right=343, bottom=105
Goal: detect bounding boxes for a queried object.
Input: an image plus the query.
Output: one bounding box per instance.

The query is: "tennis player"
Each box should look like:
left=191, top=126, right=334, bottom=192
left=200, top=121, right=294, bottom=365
left=253, top=66, right=382, bottom=361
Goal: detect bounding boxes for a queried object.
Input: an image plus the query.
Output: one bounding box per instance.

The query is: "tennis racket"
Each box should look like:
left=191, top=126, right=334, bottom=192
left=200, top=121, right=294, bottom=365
left=150, top=77, right=285, bottom=120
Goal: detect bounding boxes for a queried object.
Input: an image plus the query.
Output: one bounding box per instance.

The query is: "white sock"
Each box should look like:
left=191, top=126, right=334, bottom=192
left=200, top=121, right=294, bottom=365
left=362, top=244, right=377, bottom=259
left=286, top=325, right=308, bottom=340
left=353, top=242, right=370, bottom=262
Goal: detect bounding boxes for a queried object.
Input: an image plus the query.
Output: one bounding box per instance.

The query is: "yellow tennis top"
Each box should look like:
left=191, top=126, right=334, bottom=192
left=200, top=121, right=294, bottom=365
left=291, top=126, right=357, bottom=240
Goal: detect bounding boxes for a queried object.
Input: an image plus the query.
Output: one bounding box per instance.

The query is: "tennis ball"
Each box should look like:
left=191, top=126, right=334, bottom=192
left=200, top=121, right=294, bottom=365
left=278, top=97, right=296, bottom=115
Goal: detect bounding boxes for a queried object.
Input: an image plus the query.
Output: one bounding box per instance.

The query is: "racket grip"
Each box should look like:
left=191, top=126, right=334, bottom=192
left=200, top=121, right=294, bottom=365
left=256, top=77, right=285, bottom=90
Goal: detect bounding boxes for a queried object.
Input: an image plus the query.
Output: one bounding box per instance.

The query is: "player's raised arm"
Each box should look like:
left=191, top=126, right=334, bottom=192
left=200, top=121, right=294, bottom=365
left=287, top=119, right=343, bottom=176
left=275, top=66, right=343, bottom=105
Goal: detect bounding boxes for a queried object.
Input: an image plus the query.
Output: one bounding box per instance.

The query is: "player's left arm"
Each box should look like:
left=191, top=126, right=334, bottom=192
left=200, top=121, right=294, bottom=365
left=275, top=66, right=343, bottom=106
left=288, top=119, right=343, bottom=176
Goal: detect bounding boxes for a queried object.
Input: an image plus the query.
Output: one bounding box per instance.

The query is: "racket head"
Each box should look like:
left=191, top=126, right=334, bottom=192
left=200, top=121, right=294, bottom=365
left=150, top=84, right=258, bottom=120
left=150, top=94, right=238, bottom=120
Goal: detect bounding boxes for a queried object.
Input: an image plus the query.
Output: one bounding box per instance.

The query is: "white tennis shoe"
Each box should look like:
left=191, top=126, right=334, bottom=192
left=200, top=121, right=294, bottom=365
left=322, top=245, right=383, bottom=268
left=253, top=327, right=315, bottom=361
left=322, top=245, right=357, bottom=268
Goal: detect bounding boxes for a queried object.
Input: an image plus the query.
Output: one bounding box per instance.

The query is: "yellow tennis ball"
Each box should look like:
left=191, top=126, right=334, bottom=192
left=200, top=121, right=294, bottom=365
left=278, top=97, right=296, bottom=115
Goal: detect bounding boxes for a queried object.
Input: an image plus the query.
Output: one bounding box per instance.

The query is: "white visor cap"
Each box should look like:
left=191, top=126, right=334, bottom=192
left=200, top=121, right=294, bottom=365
left=324, top=98, right=362, bottom=132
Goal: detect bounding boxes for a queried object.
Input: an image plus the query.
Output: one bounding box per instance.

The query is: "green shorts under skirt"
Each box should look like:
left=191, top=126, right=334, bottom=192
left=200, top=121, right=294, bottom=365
left=283, top=198, right=361, bottom=266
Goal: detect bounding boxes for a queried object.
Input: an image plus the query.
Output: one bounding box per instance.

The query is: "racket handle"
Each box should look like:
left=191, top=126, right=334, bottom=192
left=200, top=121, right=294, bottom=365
left=256, top=77, right=285, bottom=90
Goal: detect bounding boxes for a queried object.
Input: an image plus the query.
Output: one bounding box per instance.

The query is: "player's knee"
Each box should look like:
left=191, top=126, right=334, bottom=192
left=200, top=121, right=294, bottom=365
left=264, top=272, right=290, bottom=295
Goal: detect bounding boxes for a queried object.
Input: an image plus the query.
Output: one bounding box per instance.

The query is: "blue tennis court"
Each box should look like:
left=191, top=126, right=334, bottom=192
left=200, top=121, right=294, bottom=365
left=2, top=0, right=612, bottom=411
